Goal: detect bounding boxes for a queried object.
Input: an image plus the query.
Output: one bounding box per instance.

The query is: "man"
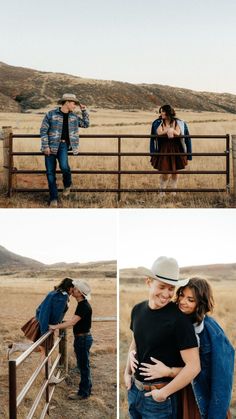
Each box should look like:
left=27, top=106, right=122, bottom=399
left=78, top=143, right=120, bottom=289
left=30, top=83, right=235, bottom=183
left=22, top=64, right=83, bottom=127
left=50, top=279, right=93, bottom=400
left=124, top=256, right=201, bottom=419
left=40, top=93, right=90, bottom=207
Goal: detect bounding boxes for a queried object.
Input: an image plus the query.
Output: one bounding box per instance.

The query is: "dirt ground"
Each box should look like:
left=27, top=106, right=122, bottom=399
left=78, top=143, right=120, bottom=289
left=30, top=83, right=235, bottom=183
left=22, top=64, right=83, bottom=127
left=0, top=274, right=117, bottom=419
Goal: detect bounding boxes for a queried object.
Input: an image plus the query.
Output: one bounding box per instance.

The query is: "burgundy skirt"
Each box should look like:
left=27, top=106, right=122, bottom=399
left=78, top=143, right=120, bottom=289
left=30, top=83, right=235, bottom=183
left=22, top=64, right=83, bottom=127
left=181, top=384, right=231, bottom=419
left=151, top=136, right=187, bottom=171
left=21, top=317, right=41, bottom=342
left=181, top=385, right=201, bottom=419
left=21, top=317, right=54, bottom=349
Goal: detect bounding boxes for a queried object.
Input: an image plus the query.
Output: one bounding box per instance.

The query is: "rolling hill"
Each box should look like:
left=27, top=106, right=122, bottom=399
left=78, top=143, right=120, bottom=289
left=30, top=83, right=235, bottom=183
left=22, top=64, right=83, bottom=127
left=0, top=245, right=44, bottom=269
left=120, top=263, right=236, bottom=283
left=1, top=61, right=236, bottom=113
left=0, top=245, right=116, bottom=278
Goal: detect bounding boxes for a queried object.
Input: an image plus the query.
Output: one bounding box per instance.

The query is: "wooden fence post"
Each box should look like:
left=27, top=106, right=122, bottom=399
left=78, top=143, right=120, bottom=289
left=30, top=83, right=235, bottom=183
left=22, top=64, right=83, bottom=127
left=59, top=330, right=68, bottom=374
left=232, top=135, right=236, bottom=198
left=0, top=126, right=12, bottom=191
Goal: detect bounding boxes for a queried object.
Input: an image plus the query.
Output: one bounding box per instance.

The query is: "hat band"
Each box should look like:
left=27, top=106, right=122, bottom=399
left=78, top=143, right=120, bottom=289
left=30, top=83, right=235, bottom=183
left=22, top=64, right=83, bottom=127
left=155, top=273, right=178, bottom=282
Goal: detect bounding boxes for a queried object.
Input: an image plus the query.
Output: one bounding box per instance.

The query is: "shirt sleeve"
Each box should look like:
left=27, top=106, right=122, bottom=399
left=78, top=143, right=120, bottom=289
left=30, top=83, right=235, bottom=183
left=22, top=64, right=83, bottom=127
left=184, top=122, right=192, bottom=160
left=78, top=109, right=90, bottom=128
left=40, top=112, right=50, bottom=150
left=75, top=302, right=89, bottom=318
left=175, top=312, right=198, bottom=350
left=130, top=305, right=137, bottom=331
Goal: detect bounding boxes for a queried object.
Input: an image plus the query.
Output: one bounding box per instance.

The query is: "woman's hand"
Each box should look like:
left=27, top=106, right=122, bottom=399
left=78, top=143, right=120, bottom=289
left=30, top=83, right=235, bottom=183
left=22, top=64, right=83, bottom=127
left=49, top=324, right=57, bottom=331
left=139, top=357, right=171, bottom=380
left=167, top=127, right=174, bottom=138
left=124, top=372, right=132, bottom=390
left=129, top=350, right=138, bottom=373
left=144, top=388, right=168, bottom=402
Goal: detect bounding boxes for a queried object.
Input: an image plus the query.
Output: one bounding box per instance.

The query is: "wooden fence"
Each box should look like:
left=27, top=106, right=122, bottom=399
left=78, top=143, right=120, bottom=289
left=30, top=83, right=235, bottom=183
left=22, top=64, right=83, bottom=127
left=8, top=316, right=116, bottom=419
left=1, top=127, right=235, bottom=198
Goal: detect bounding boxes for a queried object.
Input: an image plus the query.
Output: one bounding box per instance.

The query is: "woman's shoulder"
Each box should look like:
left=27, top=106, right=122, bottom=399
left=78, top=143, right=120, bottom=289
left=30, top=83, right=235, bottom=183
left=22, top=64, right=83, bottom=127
left=203, top=315, right=228, bottom=339
left=51, top=289, right=68, bottom=301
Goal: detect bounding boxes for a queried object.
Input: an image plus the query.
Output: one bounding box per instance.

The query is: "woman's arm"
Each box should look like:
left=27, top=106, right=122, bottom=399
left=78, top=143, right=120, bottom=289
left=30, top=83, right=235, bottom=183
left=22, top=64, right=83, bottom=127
left=157, top=124, right=180, bottom=137
left=157, top=124, right=166, bottom=135
left=145, top=347, right=200, bottom=402
left=139, top=357, right=182, bottom=380
left=124, top=335, right=137, bottom=390
left=49, top=314, right=81, bottom=330
left=129, top=349, right=139, bottom=373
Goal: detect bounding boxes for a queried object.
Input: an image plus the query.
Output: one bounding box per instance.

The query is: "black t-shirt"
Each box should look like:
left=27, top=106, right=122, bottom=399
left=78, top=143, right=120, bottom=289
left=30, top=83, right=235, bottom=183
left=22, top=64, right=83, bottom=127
left=60, top=110, right=70, bottom=146
left=73, top=299, right=92, bottom=335
left=130, top=301, right=198, bottom=382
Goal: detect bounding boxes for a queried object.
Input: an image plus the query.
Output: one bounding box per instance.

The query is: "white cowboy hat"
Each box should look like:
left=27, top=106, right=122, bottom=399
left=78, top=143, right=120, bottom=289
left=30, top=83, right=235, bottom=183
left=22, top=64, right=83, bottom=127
left=138, top=256, right=189, bottom=286
left=72, top=279, right=91, bottom=300
left=58, top=93, right=80, bottom=104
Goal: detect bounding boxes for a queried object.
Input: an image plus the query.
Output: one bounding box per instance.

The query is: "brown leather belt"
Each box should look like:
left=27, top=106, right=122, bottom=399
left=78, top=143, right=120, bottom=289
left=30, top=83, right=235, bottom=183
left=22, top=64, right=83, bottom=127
left=75, top=332, right=91, bottom=336
left=134, top=378, right=168, bottom=391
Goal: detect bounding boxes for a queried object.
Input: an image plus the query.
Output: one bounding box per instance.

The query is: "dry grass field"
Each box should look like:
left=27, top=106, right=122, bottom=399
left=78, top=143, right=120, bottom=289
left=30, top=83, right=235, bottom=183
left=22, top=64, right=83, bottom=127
left=0, top=108, right=236, bottom=208
left=119, top=274, right=236, bottom=419
left=0, top=271, right=117, bottom=419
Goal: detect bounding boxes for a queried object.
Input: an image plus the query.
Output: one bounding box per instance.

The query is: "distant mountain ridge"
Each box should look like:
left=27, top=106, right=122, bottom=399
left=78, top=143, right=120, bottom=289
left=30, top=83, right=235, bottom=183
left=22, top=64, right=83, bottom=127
left=0, top=245, right=44, bottom=268
left=1, top=61, right=236, bottom=113
left=120, top=263, right=236, bottom=283
left=0, top=245, right=116, bottom=278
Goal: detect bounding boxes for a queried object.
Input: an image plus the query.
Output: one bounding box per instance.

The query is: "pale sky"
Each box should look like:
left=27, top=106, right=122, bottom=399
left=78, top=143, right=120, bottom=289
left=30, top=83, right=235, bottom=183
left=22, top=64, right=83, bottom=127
left=0, top=209, right=117, bottom=264
left=0, top=209, right=236, bottom=268
left=118, top=209, right=236, bottom=269
left=1, top=0, right=236, bottom=93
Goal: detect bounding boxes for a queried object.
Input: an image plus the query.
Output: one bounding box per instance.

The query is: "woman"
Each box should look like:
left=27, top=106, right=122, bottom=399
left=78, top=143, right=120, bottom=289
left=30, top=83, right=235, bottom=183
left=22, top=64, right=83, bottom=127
left=131, top=277, right=234, bottom=418
left=8, top=277, right=74, bottom=356
left=50, top=279, right=93, bottom=400
left=150, top=104, right=192, bottom=194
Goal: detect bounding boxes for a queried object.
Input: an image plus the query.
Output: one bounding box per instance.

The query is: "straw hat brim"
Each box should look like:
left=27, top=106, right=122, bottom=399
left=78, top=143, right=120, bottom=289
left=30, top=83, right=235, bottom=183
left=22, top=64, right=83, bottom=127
left=58, top=98, right=80, bottom=104
left=137, top=267, right=189, bottom=287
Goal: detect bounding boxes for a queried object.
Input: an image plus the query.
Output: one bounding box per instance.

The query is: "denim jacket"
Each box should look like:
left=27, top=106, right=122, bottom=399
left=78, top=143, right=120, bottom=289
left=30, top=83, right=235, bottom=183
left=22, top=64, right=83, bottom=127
left=192, top=316, right=235, bottom=419
left=150, top=118, right=192, bottom=160
left=40, top=107, right=90, bottom=155
left=36, top=290, right=69, bottom=335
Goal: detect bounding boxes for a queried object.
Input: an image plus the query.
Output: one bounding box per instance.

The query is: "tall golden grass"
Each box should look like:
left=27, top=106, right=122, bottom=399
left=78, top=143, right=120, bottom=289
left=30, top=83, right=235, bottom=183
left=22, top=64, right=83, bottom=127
left=0, top=109, right=236, bottom=207
left=119, top=280, right=236, bottom=419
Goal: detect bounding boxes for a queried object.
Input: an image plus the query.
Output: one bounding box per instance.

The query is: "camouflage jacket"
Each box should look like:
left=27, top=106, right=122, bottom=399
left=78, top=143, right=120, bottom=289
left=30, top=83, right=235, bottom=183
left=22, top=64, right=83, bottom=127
left=40, top=107, right=89, bottom=155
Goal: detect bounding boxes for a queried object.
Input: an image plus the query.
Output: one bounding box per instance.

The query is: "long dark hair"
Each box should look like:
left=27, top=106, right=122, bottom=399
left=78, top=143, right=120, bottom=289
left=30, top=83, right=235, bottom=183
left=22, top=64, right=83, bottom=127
left=55, top=277, right=74, bottom=293
left=159, top=104, right=176, bottom=124
left=176, top=277, right=214, bottom=324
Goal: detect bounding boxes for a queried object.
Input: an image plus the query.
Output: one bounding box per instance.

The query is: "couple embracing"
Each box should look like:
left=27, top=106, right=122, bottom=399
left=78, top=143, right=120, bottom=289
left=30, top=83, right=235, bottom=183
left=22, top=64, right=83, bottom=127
left=8, top=277, right=93, bottom=401
left=124, top=256, right=234, bottom=419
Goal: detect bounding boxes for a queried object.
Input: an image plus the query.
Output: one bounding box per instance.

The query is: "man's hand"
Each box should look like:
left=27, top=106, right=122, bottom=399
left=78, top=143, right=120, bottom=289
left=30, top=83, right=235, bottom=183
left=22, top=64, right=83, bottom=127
left=129, top=350, right=138, bottom=374
left=44, top=147, right=51, bottom=155
left=144, top=388, right=168, bottom=402
left=124, top=372, right=132, bottom=390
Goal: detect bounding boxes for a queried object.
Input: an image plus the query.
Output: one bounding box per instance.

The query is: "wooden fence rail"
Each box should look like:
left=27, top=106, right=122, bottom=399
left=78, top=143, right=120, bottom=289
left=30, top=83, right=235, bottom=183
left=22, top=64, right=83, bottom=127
left=9, top=330, right=64, bottom=419
left=8, top=316, right=116, bottom=419
left=1, top=127, right=233, bottom=198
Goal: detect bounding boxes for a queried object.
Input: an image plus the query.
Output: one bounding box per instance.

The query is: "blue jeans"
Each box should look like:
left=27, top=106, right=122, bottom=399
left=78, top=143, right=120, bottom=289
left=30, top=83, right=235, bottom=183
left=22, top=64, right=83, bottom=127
left=45, top=142, right=72, bottom=201
left=74, top=334, right=93, bottom=397
left=128, top=382, right=178, bottom=419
